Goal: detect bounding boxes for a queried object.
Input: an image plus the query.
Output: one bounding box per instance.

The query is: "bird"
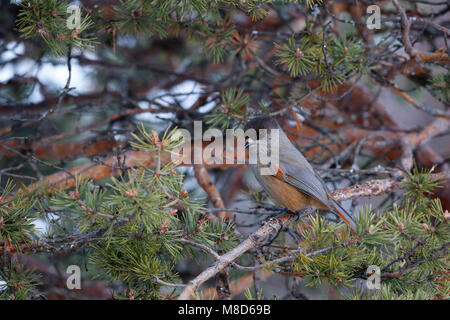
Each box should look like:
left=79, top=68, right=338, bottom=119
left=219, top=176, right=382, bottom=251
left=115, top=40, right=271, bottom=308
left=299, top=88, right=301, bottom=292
left=245, top=116, right=357, bottom=232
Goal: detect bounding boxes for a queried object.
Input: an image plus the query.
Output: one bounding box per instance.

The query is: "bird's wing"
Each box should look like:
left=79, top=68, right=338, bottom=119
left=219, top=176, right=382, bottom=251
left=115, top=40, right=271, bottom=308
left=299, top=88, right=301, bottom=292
left=277, top=162, right=330, bottom=206
left=278, top=162, right=357, bottom=231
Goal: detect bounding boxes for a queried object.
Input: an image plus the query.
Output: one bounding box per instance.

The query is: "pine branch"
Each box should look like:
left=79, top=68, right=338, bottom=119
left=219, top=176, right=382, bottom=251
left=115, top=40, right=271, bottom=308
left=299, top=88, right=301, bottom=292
left=177, top=171, right=449, bottom=299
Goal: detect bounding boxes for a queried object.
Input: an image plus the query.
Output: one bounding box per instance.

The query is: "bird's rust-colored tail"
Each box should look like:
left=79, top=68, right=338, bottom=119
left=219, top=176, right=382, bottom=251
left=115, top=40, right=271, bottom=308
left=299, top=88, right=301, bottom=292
left=328, top=198, right=357, bottom=232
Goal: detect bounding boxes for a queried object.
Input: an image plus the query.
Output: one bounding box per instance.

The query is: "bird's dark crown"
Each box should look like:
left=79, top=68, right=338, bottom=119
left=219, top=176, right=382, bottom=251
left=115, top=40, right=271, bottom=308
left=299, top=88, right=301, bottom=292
left=245, top=116, right=280, bottom=132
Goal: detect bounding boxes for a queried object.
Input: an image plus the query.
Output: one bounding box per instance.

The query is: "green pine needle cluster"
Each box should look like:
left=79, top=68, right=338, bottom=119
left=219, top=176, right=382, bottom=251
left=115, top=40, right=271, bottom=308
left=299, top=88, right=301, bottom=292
left=206, top=88, right=250, bottom=129
left=45, top=125, right=236, bottom=299
left=16, top=0, right=96, bottom=55
left=0, top=180, right=38, bottom=250
left=275, top=34, right=367, bottom=91
left=0, top=262, right=40, bottom=300
left=0, top=125, right=237, bottom=300
left=112, top=0, right=171, bottom=37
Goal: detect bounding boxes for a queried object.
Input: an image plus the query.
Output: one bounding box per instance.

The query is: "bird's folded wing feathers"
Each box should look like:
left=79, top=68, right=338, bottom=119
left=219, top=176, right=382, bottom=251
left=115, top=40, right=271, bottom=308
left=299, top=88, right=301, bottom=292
left=279, top=163, right=331, bottom=206
left=279, top=163, right=357, bottom=230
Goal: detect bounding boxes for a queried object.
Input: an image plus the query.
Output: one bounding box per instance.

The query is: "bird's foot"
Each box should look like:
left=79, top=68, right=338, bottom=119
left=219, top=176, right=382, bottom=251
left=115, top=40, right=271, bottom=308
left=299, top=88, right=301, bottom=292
left=260, top=216, right=284, bottom=247
left=258, top=209, right=290, bottom=246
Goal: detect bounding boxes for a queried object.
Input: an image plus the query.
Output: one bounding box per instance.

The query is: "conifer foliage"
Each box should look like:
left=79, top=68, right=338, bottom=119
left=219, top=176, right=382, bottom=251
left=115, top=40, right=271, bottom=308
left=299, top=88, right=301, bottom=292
left=0, top=0, right=449, bottom=300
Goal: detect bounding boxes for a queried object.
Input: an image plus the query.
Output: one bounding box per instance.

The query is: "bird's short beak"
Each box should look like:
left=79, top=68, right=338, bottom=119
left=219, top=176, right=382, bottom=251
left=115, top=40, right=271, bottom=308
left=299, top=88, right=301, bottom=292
left=245, top=138, right=257, bottom=149
left=245, top=138, right=256, bottom=149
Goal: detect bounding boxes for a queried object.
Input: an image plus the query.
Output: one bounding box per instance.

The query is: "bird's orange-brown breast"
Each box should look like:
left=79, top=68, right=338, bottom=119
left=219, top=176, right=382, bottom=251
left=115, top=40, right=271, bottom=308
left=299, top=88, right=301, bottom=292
left=260, top=174, right=328, bottom=212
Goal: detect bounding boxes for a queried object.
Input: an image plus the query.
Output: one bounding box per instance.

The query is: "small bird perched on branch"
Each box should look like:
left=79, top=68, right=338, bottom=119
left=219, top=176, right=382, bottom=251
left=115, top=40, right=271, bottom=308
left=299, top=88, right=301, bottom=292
left=245, top=116, right=357, bottom=232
